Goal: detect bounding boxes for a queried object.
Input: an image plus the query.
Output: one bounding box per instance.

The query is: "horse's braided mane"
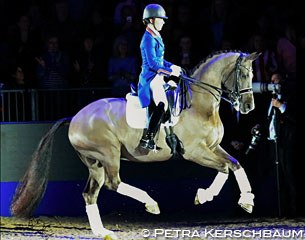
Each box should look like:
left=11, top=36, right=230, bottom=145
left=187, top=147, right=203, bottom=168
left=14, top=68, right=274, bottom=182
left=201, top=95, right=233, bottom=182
left=189, top=49, right=247, bottom=75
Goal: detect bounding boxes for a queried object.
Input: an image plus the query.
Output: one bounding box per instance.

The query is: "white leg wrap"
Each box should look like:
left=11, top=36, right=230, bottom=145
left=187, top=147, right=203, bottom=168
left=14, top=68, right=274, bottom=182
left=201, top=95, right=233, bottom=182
left=234, top=167, right=252, bottom=193
left=208, top=172, right=229, bottom=195
left=234, top=168, right=254, bottom=207
left=86, top=204, right=104, bottom=235
left=239, top=192, right=255, bottom=206
left=197, top=172, right=228, bottom=204
left=117, top=182, right=156, bottom=205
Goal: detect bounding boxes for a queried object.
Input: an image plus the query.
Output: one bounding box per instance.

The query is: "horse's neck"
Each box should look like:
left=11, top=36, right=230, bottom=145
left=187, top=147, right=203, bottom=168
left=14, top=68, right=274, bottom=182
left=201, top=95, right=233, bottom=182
left=189, top=62, right=224, bottom=112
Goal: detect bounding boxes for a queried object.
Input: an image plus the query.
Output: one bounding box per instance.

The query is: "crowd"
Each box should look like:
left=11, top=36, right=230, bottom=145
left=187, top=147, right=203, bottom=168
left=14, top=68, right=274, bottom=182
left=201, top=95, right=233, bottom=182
left=0, top=0, right=299, bottom=91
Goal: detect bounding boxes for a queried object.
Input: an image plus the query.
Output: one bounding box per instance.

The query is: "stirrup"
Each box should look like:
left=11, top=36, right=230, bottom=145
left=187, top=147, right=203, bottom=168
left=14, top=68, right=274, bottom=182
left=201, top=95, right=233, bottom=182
left=140, top=138, right=161, bottom=151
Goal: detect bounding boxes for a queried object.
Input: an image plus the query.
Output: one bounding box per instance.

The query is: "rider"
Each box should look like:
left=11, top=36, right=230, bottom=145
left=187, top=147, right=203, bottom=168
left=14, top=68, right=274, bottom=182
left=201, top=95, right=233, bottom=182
left=138, top=3, right=182, bottom=150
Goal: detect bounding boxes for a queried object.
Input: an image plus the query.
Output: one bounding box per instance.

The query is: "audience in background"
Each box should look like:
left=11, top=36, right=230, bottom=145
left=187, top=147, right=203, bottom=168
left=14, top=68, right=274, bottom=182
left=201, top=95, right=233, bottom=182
left=107, top=35, right=137, bottom=97
left=36, top=35, right=71, bottom=89
left=172, top=34, right=200, bottom=72
left=72, top=35, right=105, bottom=88
left=3, top=64, right=28, bottom=89
left=275, top=23, right=296, bottom=81
left=249, top=33, right=278, bottom=83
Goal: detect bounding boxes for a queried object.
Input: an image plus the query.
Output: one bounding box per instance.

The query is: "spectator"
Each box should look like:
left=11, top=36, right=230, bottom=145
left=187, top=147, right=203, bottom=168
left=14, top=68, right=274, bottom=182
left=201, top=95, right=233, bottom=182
left=43, top=0, right=79, bottom=55
left=107, top=35, right=138, bottom=97
left=113, top=3, right=141, bottom=55
left=36, top=35, right=71, bottom=89
left=275, top=23, right=296, bottom=80
left=72, top=35, right=105, bottom=87
left=4, top=64, right=29, bottom=89
left=249, top=33, right=278, bottom=83
left=7, top=14, right=41, bottom=87
left=172, top=34, right=200, bottom=72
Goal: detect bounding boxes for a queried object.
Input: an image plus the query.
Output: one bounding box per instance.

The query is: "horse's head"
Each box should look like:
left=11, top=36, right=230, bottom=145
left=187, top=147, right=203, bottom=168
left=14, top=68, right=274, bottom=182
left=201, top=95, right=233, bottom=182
left=184, top=51, right=261, bottom=115
left=222, top=52, right=260, bottom=114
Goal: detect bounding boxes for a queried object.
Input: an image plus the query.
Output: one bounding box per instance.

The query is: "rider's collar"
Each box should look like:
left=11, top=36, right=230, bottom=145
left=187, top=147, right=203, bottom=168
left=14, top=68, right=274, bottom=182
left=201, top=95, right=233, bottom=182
left=146, top=25, right=160, bottom=37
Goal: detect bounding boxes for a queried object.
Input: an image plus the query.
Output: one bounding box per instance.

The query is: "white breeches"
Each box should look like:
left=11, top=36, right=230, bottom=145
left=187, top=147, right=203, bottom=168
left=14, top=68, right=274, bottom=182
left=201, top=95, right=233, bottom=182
left=150, top=74, right=168, bottom=111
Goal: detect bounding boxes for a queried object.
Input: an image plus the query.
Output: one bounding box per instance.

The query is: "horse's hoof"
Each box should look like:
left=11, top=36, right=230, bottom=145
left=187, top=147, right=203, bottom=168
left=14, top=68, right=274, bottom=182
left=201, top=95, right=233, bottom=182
left=104, top=234, right=117, bottom=240
left=145, top=202, right=160, bottom=214
left=194, top=188, right=213, bottom=205
left=103, top=232, right=118, bottom=240
left=238, top=192, right=254, bottom=213
left=95, top=228, right=118, bottom=240
left=239, top=203, right=253, bottom=213
left=194, top=194, right=200, bottom=205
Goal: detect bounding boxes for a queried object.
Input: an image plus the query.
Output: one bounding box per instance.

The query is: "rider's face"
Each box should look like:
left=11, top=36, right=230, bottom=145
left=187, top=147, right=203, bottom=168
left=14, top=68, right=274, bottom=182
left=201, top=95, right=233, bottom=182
left=153, top=18, right=165, bottom=31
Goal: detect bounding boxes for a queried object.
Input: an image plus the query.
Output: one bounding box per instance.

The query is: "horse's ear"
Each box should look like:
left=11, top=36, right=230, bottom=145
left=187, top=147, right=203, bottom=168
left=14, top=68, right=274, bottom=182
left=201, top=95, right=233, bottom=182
left=245, top=52, right=261, bottom=61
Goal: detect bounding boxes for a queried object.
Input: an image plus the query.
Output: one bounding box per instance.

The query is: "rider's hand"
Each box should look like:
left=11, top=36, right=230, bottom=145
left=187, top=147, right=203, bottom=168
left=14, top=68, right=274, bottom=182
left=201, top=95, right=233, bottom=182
left=170, top=65, right=182, bottom=77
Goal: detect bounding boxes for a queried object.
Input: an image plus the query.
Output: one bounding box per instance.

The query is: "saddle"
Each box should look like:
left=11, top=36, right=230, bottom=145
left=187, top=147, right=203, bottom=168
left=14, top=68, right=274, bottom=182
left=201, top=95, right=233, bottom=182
left=127, top=82, right=184, bottom=156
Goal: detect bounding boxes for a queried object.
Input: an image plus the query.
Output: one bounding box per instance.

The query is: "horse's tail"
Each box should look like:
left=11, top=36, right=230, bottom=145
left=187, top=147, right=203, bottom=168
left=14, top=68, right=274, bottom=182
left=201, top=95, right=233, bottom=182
left=10, top=117, right=72, bottom=217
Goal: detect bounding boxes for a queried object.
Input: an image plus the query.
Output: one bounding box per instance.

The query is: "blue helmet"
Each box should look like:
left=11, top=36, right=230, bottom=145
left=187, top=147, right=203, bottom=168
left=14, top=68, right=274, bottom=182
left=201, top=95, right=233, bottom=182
left=142, top=4, right=168, bottom=20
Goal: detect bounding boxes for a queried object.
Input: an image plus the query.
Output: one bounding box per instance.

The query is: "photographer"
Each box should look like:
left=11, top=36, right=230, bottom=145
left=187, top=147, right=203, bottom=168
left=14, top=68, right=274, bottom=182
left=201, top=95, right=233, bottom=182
left=268, top=72, right=296, bottom=217
left=241, top=72, right=296, bottom=217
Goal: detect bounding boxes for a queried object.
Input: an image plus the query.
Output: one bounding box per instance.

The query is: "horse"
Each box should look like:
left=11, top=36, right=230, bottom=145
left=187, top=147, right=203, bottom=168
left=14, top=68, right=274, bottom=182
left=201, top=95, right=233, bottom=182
left=10, top=50, right=260, bottom=239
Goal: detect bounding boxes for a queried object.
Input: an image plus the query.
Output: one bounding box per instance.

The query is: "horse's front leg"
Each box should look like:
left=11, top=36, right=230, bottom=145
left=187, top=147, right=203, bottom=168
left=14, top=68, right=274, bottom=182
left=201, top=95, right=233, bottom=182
left=213, top=145, right=254, bottom=213
left=184, top=144, right=230, bottom=206
left=184, top=144, right=254, bottom=213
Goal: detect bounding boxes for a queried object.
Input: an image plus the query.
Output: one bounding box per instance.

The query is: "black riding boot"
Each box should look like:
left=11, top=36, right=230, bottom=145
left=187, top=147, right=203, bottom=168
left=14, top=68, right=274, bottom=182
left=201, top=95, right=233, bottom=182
left=140, top=102, right=165, bottom=150
left=165, top=126, right=178, bottom=155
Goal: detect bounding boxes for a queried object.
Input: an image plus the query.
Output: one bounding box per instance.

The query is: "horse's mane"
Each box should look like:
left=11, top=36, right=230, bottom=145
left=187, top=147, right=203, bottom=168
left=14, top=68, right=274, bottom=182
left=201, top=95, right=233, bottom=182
left=189, top=49, right=246, bottom=76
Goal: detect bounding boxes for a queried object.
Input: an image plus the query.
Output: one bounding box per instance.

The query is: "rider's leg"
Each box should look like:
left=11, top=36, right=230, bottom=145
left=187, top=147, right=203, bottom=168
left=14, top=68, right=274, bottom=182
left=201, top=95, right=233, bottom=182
left=150, top=74, right=168, bottom=111
left=140, top=75, right=167, bottom=150
left=140, top=102, right=165, bottom=149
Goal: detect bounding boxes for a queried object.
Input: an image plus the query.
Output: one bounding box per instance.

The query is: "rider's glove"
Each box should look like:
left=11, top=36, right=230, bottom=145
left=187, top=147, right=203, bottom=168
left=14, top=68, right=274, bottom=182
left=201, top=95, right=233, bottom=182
left=170, top=65, right=182, bottom=77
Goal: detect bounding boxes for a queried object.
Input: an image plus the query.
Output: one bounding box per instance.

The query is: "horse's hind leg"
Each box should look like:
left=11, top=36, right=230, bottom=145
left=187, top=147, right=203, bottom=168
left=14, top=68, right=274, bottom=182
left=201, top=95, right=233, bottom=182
left=79, top=155, right=117, bottom=239
left=103, top=163, right=160, bottom=214
left=116, top=182, right=160, bottom=214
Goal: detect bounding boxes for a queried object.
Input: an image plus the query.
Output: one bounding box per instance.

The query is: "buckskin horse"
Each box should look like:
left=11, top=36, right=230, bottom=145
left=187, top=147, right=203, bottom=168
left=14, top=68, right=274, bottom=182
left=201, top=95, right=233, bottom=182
left=11, top=50, right=260, bottom=239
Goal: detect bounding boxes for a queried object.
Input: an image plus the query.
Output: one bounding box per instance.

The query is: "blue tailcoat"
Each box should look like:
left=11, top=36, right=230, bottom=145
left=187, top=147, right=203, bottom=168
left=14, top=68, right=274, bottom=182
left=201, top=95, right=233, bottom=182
left=138, top=27, right=173, bottom=108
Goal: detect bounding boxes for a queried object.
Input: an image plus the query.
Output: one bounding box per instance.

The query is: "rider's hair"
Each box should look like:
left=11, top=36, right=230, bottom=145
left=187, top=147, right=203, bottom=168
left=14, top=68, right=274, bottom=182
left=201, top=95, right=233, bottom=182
left=143, top=18, right=151, bottom=25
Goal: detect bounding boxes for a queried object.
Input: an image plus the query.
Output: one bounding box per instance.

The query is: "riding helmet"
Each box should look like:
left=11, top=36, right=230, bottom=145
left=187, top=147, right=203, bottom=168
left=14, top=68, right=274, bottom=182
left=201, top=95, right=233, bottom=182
left=142, top=4, right=168, bottom=20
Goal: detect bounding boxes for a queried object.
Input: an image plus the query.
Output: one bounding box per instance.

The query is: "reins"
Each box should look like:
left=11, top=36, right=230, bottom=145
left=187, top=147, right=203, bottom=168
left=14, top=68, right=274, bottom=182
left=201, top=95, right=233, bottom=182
left=180, top=74, right=222, bottom=101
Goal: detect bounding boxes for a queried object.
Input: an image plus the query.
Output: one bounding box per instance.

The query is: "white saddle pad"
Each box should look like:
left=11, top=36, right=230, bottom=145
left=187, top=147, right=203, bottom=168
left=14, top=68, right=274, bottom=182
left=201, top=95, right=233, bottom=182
left=125, top=93, right=179, bottom=129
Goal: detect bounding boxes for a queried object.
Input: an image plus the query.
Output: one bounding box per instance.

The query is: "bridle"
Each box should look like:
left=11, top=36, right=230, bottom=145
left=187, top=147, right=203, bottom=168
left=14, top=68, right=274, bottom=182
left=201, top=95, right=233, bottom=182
left=221, top=55, right=253, bottom=107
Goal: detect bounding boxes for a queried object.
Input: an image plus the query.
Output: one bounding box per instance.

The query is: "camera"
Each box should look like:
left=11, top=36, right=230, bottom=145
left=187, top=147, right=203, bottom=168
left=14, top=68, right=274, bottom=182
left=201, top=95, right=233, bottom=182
left=245, top=124, right=261, bottom=155
left=252, top=82, right=281, bottom=94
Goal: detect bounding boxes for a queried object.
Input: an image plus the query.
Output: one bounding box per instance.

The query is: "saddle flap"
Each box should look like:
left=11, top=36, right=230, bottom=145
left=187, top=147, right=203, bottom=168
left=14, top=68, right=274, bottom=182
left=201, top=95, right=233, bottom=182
left=125, top=93, right=180, bottom=129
